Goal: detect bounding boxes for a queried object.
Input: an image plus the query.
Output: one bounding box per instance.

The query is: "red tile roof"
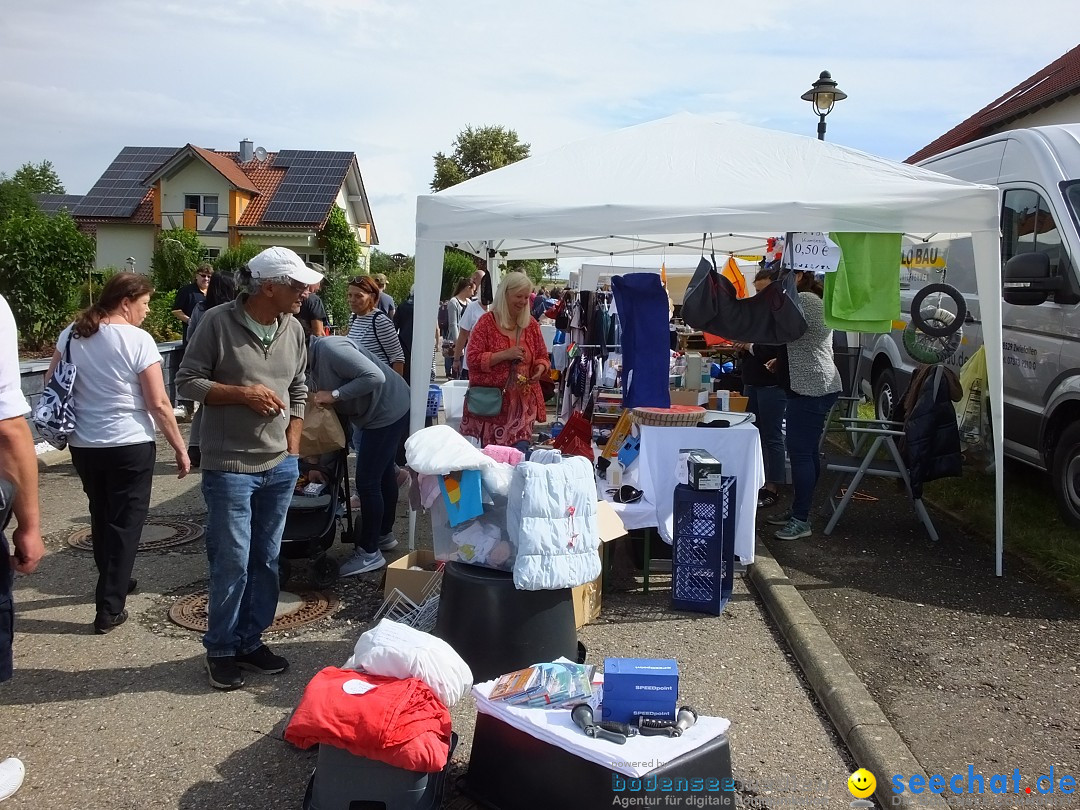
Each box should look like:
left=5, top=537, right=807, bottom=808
left=908, top=43, right=1080, bottom=163
left=188, top=145, right=260, bottom=193
left=214, top=151, right=289, bottom=227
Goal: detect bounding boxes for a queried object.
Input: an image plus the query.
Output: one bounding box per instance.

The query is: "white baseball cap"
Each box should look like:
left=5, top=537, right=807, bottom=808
left=248, top=247, right=324, bottom=286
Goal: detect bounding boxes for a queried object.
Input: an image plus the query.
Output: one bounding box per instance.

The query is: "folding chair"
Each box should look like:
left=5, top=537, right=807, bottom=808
left=822, top=416, right=939, bottom=541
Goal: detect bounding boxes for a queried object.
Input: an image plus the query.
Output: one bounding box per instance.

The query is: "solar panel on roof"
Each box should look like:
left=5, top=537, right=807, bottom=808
left=73, top=146, right=177, bottom=219
left=261, top=150, right=352, bottom=224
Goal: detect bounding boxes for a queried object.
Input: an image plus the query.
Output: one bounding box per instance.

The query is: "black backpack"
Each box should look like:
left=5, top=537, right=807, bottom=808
left=437, top=301, right=450, bottom=334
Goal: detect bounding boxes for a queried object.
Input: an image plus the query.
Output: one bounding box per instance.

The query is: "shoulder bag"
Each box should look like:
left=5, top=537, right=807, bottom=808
left=32, top=331, right=78, bottom=450
left=465, top=322, right=521, bottom=417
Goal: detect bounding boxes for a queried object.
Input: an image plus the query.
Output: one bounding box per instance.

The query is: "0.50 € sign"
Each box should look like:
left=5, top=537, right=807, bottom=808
left=790, top=232, right=841, bottom=273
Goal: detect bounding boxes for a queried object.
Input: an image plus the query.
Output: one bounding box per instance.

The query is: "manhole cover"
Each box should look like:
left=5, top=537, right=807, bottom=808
left=168, top=589, right=339, bottom=633
left=67, top=518, right=204, bottom=552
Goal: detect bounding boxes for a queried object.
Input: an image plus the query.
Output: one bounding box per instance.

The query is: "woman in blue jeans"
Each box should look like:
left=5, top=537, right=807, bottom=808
left=308, top=335, right=411, bottom=576
left=766, top=271, right=841, bottom=540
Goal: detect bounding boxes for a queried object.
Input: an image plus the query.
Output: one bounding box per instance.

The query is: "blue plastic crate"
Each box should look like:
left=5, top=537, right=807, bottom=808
left=671, top=481, right=735, bottom=614
left=426, top=384, right=442, bottom=419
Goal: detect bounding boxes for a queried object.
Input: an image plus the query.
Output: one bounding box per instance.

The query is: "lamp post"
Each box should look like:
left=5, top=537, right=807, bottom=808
left=801, top=70, right=847, bottom=141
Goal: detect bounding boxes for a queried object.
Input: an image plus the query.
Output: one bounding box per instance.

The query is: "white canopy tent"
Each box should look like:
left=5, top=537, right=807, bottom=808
left=411, top=113, right=1005, bottom=574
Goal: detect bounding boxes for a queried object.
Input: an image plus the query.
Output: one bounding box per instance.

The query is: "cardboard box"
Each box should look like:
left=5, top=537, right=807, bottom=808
left=685, top=449, right=723, bottom=491
left=669, top=388, right=709, bottom=407
left=572, top=501, right=629, bottom=628
left=382, top=550, right=442, bottom=604
left=603, top=657, right=680, bottom=702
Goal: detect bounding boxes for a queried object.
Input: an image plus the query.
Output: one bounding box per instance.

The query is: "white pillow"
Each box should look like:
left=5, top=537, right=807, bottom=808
left=343, top=619, right=473, bottom=709
left=405, top=425, right=492, bottom=476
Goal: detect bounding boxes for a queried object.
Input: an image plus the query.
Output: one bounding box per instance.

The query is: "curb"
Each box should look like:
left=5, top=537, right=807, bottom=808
left=747, top=543, right=949, bottom=810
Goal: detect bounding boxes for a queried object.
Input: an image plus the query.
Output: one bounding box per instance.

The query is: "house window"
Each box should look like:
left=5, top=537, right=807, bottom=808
left=297, top=253, right=325, bottom=268
left=184, top=194, right=220, bottom=216
left=201, top=248, right=221, bottom=262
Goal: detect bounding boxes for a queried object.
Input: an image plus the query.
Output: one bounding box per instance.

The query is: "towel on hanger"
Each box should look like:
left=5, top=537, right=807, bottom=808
left=823, top=233, right=901, bottom=333
left=612, top=273, right=671, bottom=410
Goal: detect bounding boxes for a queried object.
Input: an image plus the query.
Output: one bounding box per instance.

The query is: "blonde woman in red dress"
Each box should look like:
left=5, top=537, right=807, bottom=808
left=461, top=271, right=550, bottom=450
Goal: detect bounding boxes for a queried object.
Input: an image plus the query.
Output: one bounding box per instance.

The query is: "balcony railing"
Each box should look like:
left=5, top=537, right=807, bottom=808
left=161, top=211, right=228, bottom=235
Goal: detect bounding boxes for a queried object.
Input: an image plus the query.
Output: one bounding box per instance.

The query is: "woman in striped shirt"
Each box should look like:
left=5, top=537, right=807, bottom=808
left=346, top=276, right=405, bottom=376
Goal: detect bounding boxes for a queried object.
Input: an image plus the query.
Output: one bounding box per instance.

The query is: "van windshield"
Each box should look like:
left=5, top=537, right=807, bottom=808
left=1065, top=180, right=1080, bottom=231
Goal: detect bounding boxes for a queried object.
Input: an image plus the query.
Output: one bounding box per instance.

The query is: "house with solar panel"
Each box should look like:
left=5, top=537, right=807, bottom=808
left=38, top=139, right=376, bottom=273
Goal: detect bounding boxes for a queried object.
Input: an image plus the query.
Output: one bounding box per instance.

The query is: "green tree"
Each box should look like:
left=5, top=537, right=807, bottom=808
left=319, top=205, right=363, bottom=330
left=214, top=240, right=263, bottom=275
left=441, top=249, right=477, bottom=300
left=150, top=228, right=204, bottom=292
left=0, top=209, right=95, bottom=349
left=431, top=125, right=531, bottom=192
left=11, top=160, right=65, bottom=194
left=0, top=179, right=35, bottom=222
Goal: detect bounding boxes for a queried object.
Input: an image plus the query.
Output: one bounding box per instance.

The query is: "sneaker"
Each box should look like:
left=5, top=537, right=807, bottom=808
left=340, top=548, right=386, bottom=577
left=205, top=656, right=245, bottom=690
left=774, top=517, right=812, bottom=541
left=93, top=609, right=128, bottom=635
left=757, top=488, right=780, bottom=509
left=0, top=757, right=25, bottom=801
left=377, top=532, right=398, bottom=551
left=765, top=510, right=792, bottom=527
left=235, top=644, right=288, bottom=675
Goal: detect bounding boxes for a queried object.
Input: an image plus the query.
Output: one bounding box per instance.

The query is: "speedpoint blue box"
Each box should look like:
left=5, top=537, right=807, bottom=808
left=601, top=658, right=679, bottom=724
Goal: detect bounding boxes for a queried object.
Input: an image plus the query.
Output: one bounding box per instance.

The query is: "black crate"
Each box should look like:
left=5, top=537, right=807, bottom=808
left=671, top=482, right=735, bottom=614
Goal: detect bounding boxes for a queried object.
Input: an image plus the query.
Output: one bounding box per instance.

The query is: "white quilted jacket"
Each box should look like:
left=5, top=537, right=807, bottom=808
left=508, top=454, right=602, bottom=590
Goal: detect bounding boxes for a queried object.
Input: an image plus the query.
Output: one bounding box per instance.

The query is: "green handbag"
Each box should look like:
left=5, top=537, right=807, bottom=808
left=465, top=327, right=520, bottom=417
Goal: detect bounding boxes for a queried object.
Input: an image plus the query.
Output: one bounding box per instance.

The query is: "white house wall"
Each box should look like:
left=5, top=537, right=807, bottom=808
left=159, top=161, right=231, bottom=236
left=996, top=96, right=1080, bottom=131
left=95, top=224, right=156, bottom=274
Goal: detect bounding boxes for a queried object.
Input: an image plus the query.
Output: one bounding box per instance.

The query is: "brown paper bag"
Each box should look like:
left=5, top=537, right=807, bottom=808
left=299, top=406, right=347, bottom=456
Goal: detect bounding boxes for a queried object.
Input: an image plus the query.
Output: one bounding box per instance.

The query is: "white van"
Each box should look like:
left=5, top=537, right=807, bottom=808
left=860, top=125, right=1080, bottom=523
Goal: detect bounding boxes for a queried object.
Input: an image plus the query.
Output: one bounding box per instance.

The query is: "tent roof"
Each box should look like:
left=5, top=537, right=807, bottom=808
left=416, top=113, right=1000, bottom=259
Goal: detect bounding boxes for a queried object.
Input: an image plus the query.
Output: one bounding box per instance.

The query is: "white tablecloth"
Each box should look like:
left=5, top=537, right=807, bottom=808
left=634, top=423, right=764, bottom=563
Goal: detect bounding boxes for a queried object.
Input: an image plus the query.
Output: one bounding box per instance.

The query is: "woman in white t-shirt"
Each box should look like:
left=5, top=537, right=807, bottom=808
left=45, top=273, right=189, bottom=634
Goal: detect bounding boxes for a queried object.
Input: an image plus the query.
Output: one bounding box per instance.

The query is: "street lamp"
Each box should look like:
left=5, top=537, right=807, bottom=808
left=801, top=70, right=847, bottom=141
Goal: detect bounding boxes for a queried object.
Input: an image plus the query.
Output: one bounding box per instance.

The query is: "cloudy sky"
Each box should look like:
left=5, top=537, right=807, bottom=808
left=1, top=1, right=1076, bottom=255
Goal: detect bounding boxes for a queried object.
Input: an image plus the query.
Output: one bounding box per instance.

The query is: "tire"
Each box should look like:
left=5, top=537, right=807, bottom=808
left=311, top=555, right=339, bottom=588
left=873, top=367, right=898, bottom=421
left=911, top=283, right=966, bottom=338
left=1050, top=422, right=1080, bottom=528
left=902, top=309, right=962, bottom=364
left=278, top=557, right=293, bottom=590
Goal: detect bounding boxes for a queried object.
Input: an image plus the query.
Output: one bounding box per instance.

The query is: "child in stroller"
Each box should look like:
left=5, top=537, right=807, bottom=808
left=278, top=448, right=353, bottom=588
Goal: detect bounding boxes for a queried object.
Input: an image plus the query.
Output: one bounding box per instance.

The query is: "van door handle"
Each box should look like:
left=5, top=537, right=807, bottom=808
left=964, top=313, right=976, bottom=324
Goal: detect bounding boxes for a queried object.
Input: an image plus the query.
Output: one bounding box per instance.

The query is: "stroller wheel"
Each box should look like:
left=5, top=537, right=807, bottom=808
left=278, top=557, right=293, bottom=590
left=311, top=556, right=339, bottom=588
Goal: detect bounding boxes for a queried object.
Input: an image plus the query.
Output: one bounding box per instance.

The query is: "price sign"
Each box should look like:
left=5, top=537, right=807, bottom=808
left=790, top=232, right=841, bottom=273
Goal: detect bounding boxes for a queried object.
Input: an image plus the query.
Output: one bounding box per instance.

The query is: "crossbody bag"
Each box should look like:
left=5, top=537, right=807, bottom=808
left=465, top=321, right=521, bottom=417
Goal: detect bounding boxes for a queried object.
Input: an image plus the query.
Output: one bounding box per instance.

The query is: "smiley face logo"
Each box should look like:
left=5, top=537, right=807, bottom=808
left=848, top=768, right=876, bottom=799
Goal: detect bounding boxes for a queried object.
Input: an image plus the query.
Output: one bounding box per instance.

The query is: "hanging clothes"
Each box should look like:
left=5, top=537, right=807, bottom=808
left=612, top=273, right=671, bottom=409
left=823, top=233, right=902, bottom=333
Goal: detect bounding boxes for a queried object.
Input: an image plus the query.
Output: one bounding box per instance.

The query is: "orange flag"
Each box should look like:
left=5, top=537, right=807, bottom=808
left=720, top=256, right=749, bottom=299
left=660, top=262, right=667, bottom=287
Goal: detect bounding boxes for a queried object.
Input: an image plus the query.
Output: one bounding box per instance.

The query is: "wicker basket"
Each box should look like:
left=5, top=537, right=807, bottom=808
left=631, top=405, right=706, bottom=427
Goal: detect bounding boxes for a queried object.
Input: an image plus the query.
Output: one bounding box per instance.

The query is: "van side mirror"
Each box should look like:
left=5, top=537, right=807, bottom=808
left=1003, top=252, right=1061, bottom=305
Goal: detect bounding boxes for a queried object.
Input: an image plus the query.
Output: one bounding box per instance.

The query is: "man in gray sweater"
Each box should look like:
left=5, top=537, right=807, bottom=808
left=177, top=247, right=321, bottom=691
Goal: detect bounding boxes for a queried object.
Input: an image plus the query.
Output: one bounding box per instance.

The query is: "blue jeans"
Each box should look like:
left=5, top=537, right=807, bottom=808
left=745, top=384, right=787, bottom=486
left=352, top=413, right=409, bottom=552
left=201, top=455, right=299, bottom=657
left=0, top=532, right=12, bottom=682
left=784, top=392, right=838, bottom=522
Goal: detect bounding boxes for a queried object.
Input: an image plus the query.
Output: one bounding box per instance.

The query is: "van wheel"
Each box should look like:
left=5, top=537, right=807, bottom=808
left=873, top=368, right=898, bottom=421
left=1051, top=423, right=1080, bottom=527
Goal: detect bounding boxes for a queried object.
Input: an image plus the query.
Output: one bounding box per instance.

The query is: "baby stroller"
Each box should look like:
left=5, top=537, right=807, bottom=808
left=279, top=449, right=353, bottom=588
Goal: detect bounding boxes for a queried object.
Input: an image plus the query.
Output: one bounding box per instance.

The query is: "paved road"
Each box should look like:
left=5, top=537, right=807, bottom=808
left=1, top=439, right=859, bottom=809
left=763, top=473, right=1080, bottom=810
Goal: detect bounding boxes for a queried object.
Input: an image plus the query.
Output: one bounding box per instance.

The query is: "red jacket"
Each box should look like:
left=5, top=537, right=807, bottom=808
left=285, top=668, right=452, bottom=772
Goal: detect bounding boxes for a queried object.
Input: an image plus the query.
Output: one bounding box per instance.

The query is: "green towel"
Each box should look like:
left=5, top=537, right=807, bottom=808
left=824, top=233, right=901, bottom=333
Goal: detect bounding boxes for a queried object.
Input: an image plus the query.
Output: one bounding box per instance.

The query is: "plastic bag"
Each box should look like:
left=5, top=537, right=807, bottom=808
left=955, top=346, right=987, bottom=446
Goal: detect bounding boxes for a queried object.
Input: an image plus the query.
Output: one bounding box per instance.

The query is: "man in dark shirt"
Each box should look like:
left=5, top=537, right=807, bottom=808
left=170, top=265, right=212, bottom=417
left=296, top=281, right=327, bottom=337
left=373, top=273, right=395, bottom=318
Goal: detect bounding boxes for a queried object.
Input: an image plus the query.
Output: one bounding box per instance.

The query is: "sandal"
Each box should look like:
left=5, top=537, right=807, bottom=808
left=607, top=485, right=644, bottom=504
left=757, top=488, right=780, bottom=509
